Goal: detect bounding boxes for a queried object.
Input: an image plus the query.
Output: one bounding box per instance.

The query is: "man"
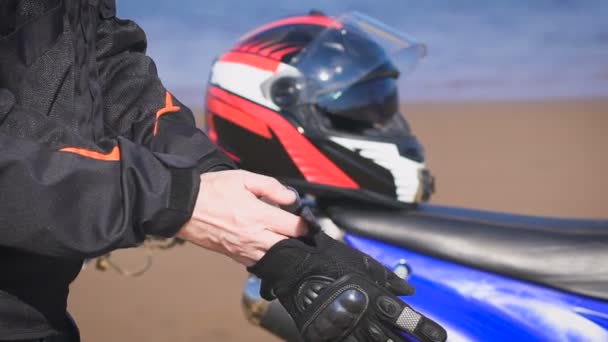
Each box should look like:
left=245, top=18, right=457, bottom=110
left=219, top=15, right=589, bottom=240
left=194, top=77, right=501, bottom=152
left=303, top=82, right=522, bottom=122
left=0, top=1, right=445, bottom=341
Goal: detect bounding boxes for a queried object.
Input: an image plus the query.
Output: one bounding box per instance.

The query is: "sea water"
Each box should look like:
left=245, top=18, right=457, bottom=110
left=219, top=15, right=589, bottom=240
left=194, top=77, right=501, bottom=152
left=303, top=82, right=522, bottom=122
left=118, top=0, right=608, bottom=103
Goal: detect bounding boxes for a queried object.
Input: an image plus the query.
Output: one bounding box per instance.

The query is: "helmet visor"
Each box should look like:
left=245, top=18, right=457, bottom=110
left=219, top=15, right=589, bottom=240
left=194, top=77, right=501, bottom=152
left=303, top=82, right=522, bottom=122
left=270, top=11, right=425, bottom=105
left=315, top=77, right=398, bottom=127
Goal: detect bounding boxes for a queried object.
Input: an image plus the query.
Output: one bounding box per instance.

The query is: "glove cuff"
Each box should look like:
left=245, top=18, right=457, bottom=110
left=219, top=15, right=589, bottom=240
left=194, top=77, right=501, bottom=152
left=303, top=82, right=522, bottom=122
left=247, top=238, right=310, bottom=300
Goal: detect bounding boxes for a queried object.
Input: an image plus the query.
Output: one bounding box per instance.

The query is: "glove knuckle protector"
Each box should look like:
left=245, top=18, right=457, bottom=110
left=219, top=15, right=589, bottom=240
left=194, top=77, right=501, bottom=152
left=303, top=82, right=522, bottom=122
left=300, top=280, right=369, bottom=341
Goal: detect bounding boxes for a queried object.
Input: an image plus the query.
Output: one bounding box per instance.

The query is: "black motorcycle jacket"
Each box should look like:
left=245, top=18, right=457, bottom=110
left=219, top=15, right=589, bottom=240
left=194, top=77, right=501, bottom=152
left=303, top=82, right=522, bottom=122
left=0, top=0, right=234, bottom=339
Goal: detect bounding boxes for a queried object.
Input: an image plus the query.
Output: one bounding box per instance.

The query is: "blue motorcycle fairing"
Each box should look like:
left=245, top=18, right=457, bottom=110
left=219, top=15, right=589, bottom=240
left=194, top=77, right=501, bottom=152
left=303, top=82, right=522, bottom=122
left=346, top=234, right=608, bottom=342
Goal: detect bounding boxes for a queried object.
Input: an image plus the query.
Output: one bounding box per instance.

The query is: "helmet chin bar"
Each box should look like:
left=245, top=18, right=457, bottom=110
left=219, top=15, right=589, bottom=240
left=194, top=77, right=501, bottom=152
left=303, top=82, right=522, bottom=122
left=329, top=136, right=431, bottom=204
left=417, top=169, right=435, bottom=203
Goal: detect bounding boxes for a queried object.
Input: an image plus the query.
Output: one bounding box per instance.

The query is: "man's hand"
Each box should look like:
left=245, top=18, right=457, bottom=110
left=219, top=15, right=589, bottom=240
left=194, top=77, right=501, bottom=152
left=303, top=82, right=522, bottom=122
left=176, top=170, right=307, bottom=266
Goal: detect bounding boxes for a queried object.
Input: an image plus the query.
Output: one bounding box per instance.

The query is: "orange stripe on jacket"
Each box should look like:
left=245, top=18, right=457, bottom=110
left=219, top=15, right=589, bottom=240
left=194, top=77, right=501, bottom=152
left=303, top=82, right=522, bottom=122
left=154, top=91, right=181, bottom=136
left=59, top=146, right=121, bottom=161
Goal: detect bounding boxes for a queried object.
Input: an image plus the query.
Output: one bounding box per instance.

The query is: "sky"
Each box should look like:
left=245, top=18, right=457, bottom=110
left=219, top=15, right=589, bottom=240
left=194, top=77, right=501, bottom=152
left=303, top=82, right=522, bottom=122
left=115, top=0, right=608, bottom=105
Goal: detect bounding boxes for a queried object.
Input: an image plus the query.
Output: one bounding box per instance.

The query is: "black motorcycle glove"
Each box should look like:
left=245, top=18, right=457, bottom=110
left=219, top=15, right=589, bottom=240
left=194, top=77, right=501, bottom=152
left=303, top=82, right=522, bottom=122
left=248, top=209, right=447, bottom=342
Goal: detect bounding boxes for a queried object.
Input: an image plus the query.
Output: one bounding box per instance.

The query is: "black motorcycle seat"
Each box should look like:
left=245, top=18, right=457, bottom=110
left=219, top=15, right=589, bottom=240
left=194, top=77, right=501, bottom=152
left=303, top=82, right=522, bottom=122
left=327, top=204, right=608, bottom=301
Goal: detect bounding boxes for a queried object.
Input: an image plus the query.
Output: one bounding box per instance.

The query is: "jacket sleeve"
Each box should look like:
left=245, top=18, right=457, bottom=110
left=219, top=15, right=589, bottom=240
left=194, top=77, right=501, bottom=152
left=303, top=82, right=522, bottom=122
left=95, top=5, right=235, bottom=173
left=0, top=90, right=200, bottom=259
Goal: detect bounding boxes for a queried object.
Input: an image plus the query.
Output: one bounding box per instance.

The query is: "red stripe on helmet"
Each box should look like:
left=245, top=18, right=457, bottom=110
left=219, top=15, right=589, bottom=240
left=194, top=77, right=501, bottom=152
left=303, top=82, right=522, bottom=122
left=219, top=146, right=241, bottom=162
left=234, top=41, right=258, bottom=53
left=206, top=112, right=218, bottom=143
left=208, top=86, right=359, bottom=189
left=207, top=95, right=273, bottom=139
left=258, top=42, right=288, bottom=56
left=269, top=46, right=303, bottom=60
left=219, top=51, right=280, bottom=72
left=247, top=40, right=272, bottom=54
left=238, top=15, right=342, bottom=42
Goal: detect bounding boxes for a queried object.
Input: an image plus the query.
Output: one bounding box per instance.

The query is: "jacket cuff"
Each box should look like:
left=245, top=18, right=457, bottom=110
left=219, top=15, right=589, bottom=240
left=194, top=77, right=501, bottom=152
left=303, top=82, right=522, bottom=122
left=143, top=167, right=200, bottom=237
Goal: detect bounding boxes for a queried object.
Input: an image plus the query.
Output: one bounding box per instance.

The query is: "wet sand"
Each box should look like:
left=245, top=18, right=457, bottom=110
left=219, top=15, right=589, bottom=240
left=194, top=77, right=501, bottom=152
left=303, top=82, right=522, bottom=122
left=69, top=98, right=608, bottom=341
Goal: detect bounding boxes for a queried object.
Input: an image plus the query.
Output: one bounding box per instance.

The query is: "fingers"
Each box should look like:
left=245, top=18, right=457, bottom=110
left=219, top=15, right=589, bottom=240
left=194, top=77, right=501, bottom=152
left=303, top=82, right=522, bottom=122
left=258, top=201, right=308, bottom=237
left=389, top=310, right=447, bottom=342
left=367, top=322, right=406, bottom=342
left=242, top=171, right=307, bottom=237
left=257, top=229, right=289, bottom=251
left=377, top=298, right=447, bottom=342
left=366, top=257, right=415, bottom=296
left=243, top=172, right=296, bottom=205
left=387, top=272, right=415, bottom=296
left=410, top=315, right=448, bottom=342
left=239, top=231, right=287, bottom=267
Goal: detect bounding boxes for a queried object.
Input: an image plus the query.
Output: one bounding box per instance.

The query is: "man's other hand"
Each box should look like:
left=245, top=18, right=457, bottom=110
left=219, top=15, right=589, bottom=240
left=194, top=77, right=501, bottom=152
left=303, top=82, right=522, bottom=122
left=176, top=170, right=307, bottom=266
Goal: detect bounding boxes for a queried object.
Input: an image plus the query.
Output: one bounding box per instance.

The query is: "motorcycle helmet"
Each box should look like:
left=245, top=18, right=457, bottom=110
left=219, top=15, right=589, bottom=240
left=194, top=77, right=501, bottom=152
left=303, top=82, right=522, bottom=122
left=205, top=11, right=434, bottom=208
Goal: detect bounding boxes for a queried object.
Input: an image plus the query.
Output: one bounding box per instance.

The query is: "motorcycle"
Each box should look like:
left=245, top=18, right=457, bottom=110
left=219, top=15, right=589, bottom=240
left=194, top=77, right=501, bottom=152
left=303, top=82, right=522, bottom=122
left=242, top=200, right=608, bottom=342
left=190, top=10, right=608, bottom=341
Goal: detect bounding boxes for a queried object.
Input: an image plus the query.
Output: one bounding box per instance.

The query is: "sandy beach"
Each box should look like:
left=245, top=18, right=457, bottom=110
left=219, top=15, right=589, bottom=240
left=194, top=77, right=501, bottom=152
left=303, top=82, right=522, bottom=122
left=69, top=98, right=608, bottom=341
